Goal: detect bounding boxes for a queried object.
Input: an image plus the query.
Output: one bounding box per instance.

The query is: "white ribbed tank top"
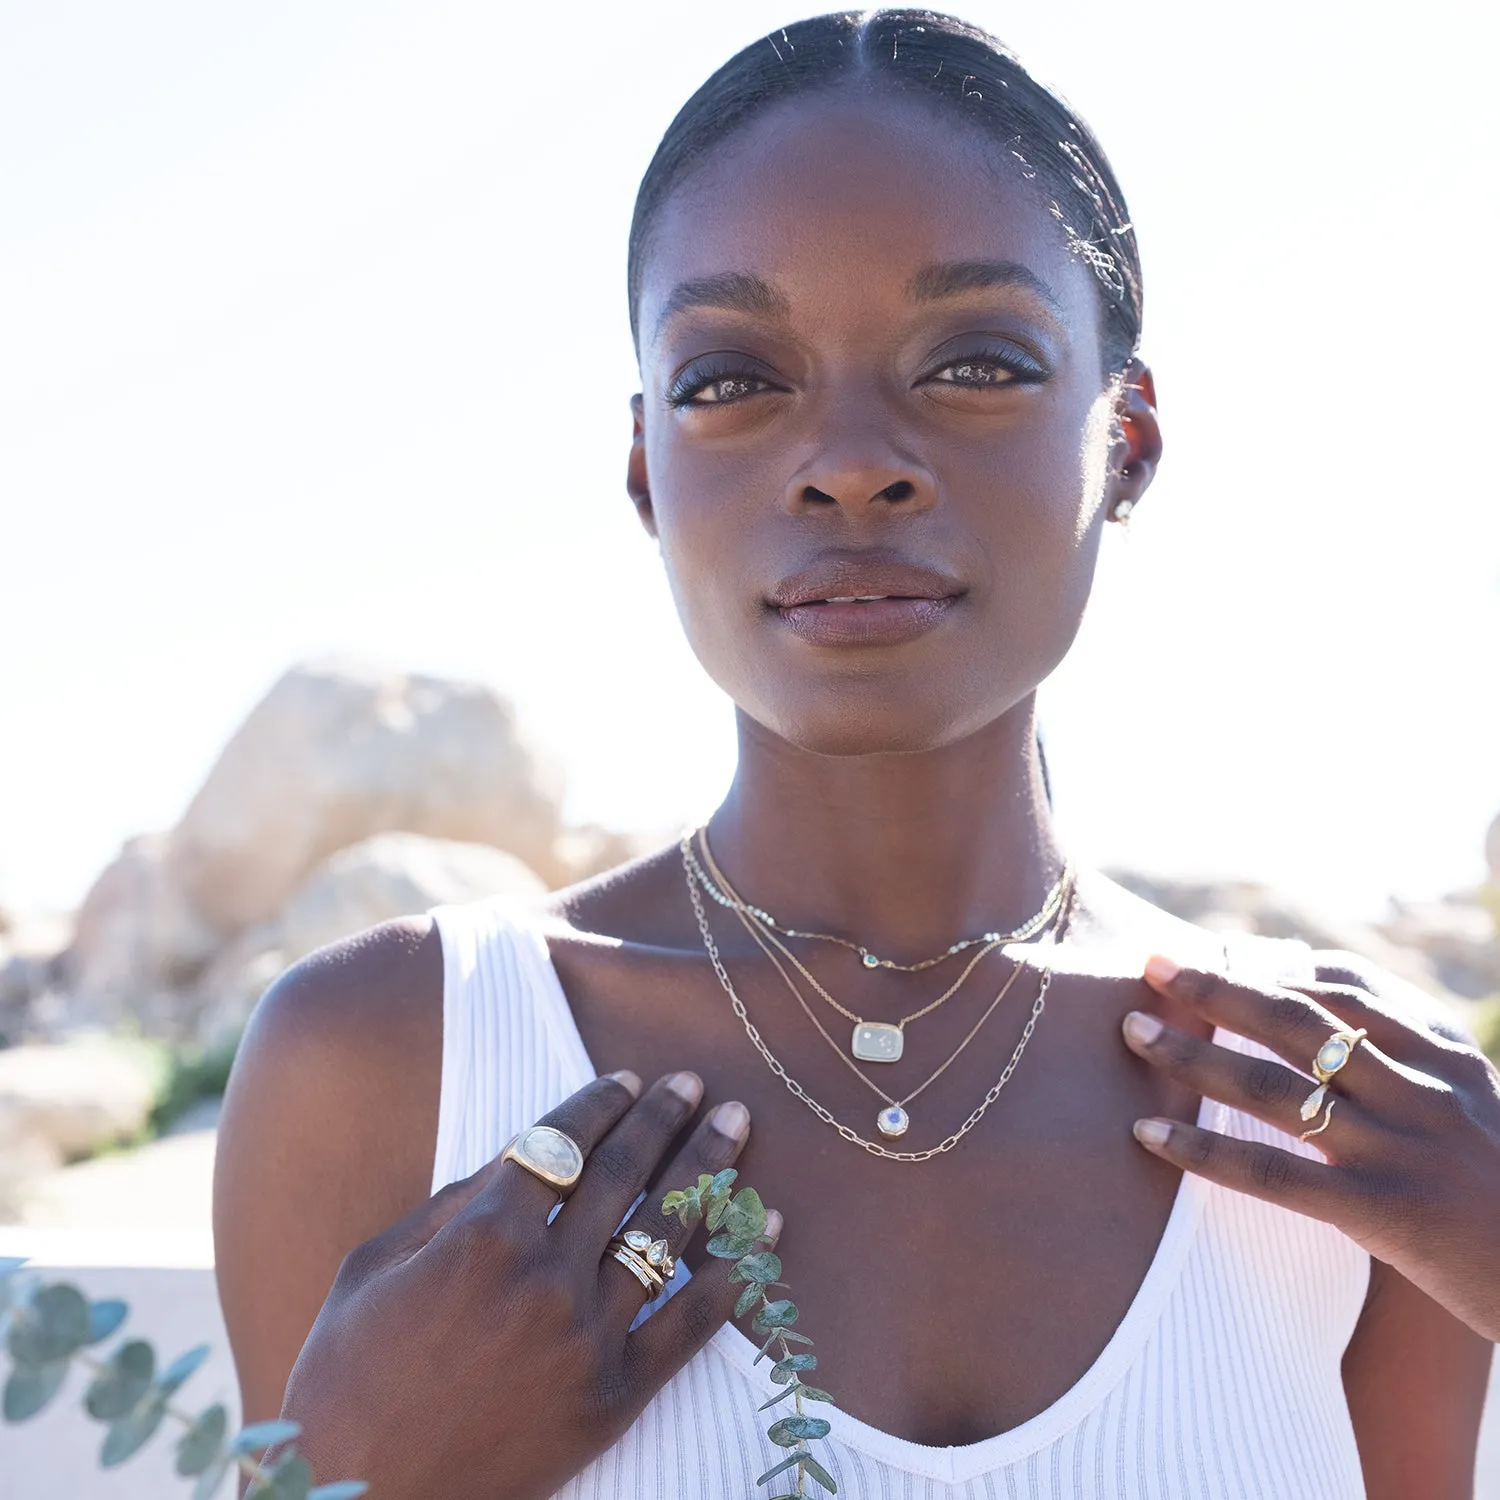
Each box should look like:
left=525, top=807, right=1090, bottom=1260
left=428, top=898, right=1371, bottom=1499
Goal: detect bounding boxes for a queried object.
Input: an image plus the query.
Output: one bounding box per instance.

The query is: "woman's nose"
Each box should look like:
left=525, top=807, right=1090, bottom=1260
left=780, top=429, right=936, bottom=517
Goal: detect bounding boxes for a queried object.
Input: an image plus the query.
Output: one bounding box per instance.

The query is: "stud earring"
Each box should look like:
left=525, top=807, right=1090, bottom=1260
left=1113, top=497, right=1135, bottom=522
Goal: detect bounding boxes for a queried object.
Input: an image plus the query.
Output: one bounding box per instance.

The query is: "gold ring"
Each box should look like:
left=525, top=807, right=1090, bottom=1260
left=1299, top=1095, right=1336, bottom=1143
left=1297, top=1027, right=1368, bottom=1131
left=500, top=1125, right=585, bottom=1199
left=606, top=1230, right=676, bottom=1297
left=609, top=1246, right=664, bottom=1298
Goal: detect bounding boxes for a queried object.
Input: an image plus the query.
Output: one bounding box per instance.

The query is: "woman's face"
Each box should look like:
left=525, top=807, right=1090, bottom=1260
left=629, top=89, right=1157, bottom=756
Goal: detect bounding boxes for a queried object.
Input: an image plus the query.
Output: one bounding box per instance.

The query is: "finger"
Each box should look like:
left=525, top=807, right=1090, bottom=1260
left=597, top=1098, right=753, bottom=1320
left=1142, top=956, right=1380, bottom=1092
left=626, top=1204, right=783, bottom=1390
left=1284, top=977, right=1474, bottom=1070
left=1130, top=1115, right=1363, bottom=1224
left=561, top=1071, right=708, bottom=1246
left=1121, top=1009, right=1386, bottom=1140
left=459, top=1070, right=643, bottom=1229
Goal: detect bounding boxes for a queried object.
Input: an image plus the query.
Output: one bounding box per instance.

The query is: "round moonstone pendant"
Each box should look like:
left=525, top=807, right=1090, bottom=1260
left=877, top=1104, right=909, bottom=1137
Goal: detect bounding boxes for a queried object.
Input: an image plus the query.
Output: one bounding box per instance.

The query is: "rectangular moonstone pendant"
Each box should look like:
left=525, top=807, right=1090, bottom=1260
left=851, top=1021, right=904, bottom=1063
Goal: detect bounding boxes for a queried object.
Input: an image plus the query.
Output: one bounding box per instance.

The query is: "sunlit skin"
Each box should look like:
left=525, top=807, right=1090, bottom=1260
left=214, top=85, right=1493, bottom=1500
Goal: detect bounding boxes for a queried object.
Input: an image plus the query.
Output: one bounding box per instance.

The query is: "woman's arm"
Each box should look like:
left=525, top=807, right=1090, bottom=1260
left=1343, top=1257, right=1493, bottom=1499
left=213, top=918, right=443, bottom=1445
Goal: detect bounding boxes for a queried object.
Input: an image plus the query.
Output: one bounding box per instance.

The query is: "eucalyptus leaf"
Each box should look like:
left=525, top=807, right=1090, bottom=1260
left=307, top=1483, right=371, bottom=1499
left=233, top=1418, right=303, bottom=1453
left=85, top=1299, right=129, bottom=1345
left=660, top=1190, right=688, bottom=1214
left=757, top=1451, right=806, bottom=1484
left=751, top=1299, right=799, bottom=1333
left=706, top=1232, right=756, bottom=1259
left=158, top=1342, right=211, bottom=1395
left=696, top=1173, right=714, bottom=1195
left=191, top=1454, right=232, bottom=1500
left=176, top=1402, right=229, bottom=1476
left=780, top=1329, right=814, bottom=1346
left=729, top=1252, right=782, bottom=1285
left=85, top=1339, right=155, bottom=1420
left=101, top=1391, right=168, bottom=1466
left=734, top=1281, right=763, bottom=1319
left=249, top=1451, right=314, bottom=1500
left=768, top=1415, right=831, bottom=1445
left=7, top=1282, right=90, bottom=1365
left=798, top=1386, right=835, bottom=1404
left=709, top=1168, right=738, bottom=1195
left=3, top=1357, right=70, bottom=1421
left=705, top=1195, right=731, bottom=1232
left=754, top=1330, right=780, bottom=1363
left=757, top=1384, right=801, bottom=1412
left=799, top=1452, right=839, bottom=1492
left=770, top=1353, right=817, bottom=1383
left=724, top=1186, right=767, bottom=1241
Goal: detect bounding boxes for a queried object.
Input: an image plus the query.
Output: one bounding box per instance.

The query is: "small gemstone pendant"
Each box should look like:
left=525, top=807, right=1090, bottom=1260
left=1300, top=1083, right=1328, bottom=1122
left=851, top=1021, right=904, bottom=1063
left=861, top=952, right=881, bottom=969
left=877, top=1104, right=910, bottom=1137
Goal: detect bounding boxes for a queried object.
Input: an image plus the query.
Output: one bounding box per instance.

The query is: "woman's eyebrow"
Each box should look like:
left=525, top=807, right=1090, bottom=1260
left=906, top=259, right=1062, bottom=313
left=652, top=271, right=790, bottom=342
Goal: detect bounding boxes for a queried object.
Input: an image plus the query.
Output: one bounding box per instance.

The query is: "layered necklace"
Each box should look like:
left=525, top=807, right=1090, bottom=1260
left=680, top=828, right=1077, bottom=1163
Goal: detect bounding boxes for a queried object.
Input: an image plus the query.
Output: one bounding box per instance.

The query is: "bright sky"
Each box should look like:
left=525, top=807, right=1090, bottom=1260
left=2, top=0, right=1496, bottom=924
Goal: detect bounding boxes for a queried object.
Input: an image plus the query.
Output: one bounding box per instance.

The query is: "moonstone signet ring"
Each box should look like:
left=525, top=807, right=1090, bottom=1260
left=500, top=1124, right=586, bottom=1200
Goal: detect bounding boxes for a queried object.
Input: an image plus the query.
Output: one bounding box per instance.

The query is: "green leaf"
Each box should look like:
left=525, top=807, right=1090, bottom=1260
left=734, top=1281, right=763, bottom=1319
left=660, top=1190, right=688, bottom=1215
left=780, top=1329, right=814, bottom=1346
left=705, top=1194, right=731, bottom=1232
left=191, top=1454, right=232, bottom=1500
left=696, top=1173, right=714, bottom=1195
left=85, top=1339, right=155, bottom=1420
left=175, top=1402, right=229, bottom=1476
left=724, top=1186, right=767, bottom=1242
left=7, top=1282, right=91, bottom=1364
left=757, top=1384, right=801, bottom=1412
left=767, top=1415, right=831, bottom=1445
left=798, top=1386, right=836, bottom=1404
left=101, top=1391, right=168, bottom=1466
left=307, top=1484, right=370, bottom=1499
left=757, top=1451, right=806, bottom=1483
left=85, top=1299, right=129, bottom=1345
left=233, top=1418, right=302, bottom=1453
left=729, top=1252, right=783, bottom=1285
left=753, top=1329, right=780, bottom=1363
left=751, top=1298, right=799, bottom=1333
left=799, top=1453, right=839, bottom=1493
left=4, top=1358, right=70, bottom=1420
left=706, top=1232, right=756, bottom=1259
left=709, top=1167, right=738, bottom=1195
left=771, top=1353, right=817, bottom=1383
left=248, top=1451, right=314, bottom=1499
left=158, top=1342, right=211, bottom=1395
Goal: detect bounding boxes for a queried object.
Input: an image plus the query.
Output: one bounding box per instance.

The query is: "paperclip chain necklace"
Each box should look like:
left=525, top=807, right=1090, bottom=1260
left=681, top=834, right=1078, bottom=1162
left=698, top=828, right=1003, bottom=1064
left=683, top=836, right=1068, bottom=972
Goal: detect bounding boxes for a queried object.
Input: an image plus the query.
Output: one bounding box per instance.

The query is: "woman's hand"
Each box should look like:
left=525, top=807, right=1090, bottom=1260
left=277, top=1069, right=770, bottom=1500
left=1120, top=950, right=1500, bottom=1342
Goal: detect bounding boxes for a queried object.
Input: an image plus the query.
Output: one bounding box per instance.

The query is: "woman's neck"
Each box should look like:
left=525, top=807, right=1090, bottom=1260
left=706, top=700, right=1067, bottom=962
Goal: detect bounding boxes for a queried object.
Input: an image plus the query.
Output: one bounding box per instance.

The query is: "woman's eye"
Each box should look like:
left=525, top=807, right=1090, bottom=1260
left=924, top=346, right=1048, bottom=389
left=666, top=365, right=776, bottom=408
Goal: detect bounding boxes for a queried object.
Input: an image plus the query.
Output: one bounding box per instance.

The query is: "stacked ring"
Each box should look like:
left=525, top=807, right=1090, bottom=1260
left=1298, top=1026, right=1369, bottom=1143
left=607, top=1230, right=677, bottom=1299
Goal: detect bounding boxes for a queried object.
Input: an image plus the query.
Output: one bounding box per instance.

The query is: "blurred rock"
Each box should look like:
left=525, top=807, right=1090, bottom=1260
left=0, top=906, right=73, bottom=1042
left=164, top=660, right=565, bottom=933
left=1375, top=893, right=1500, bottom=1001
left=0, top=1037, right=162, bottom=1219
left=550, top=823, right=668, bottom=887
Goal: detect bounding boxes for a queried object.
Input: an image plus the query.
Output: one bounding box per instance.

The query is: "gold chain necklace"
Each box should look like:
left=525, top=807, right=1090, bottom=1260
left=683, top=835, right=1068, bottom=972
left=680, top=835, right=1077, bottom=1162
left=697, top=828, right=1003, bottom=1063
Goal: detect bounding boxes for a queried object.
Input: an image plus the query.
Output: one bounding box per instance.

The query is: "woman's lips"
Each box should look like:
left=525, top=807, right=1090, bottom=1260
left=775, top=594, right=958, bottom=647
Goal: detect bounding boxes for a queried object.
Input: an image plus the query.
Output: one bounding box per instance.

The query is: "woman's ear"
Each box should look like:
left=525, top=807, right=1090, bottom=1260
left=627, top=393, right=657, bottom=538
left=1104, top=359, right=1163, bottom=518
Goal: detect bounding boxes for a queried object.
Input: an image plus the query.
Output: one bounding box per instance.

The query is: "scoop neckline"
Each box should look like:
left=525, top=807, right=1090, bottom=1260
left=520, top=910, right=1222, bottom=1484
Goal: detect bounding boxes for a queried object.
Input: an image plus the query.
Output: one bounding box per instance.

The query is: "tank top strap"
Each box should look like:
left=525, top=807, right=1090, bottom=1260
left=427, top=896, right=596, bottom=1195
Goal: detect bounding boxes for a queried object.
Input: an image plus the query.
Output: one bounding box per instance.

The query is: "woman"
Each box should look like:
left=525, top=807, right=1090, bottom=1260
left=215, top=12, right=1500, bottom=1497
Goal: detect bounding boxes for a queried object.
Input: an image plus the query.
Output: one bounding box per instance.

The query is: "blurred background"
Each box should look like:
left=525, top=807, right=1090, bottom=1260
left=1, top=0, right=1497, bottom=1490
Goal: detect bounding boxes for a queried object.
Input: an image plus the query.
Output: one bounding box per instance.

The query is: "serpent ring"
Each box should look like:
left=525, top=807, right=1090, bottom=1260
left=500, top=1124, right=585, bottom=1200
left=1297, top=1026, right=1367, bottom=1136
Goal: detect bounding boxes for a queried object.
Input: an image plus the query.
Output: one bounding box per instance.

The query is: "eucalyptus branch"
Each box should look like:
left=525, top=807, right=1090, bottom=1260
left=0, top=1258, right=365, bottom=1500
left=663, top=1172, right=838, bottom=1497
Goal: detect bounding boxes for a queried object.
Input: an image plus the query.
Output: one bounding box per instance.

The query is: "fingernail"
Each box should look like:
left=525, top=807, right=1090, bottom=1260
left=606, top=1069, right=642, bottom=1097
left=764, top=1209, right=783, bottom=1243
left=710, top=1100, right=750, bottom=1141
left=1133, top=1117, right=1172, bottom=1149
left=1122, top=1010, right=1163, bottom=1046
left=665, top=1071, right=703, bottom=1106
left=1144, top=954, right=1181, bottom=987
